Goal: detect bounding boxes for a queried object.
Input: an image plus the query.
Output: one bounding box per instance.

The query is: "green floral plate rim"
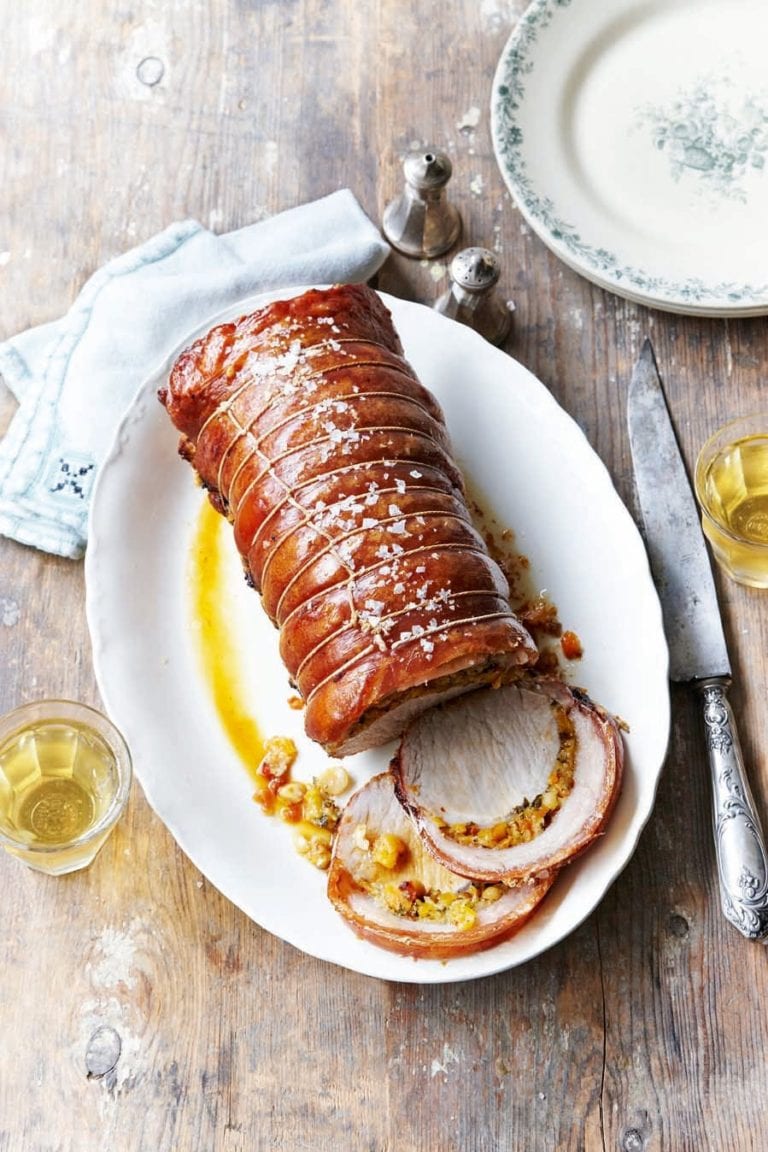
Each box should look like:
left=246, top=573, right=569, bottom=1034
left=490, top=0, right=768, bottom=315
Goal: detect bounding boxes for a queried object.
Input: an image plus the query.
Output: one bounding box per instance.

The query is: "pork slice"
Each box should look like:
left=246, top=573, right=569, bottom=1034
left=392, top=679, right=624, bottom=882
left=327, top=772, right=554, bottom=960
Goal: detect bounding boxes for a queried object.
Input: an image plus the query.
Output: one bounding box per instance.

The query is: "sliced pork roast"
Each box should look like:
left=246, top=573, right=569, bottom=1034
left=392, top=679, right=624, bottom=882
left=328, top=772, right=554, bottom=959
left=160, top=284, right=537, bottom=757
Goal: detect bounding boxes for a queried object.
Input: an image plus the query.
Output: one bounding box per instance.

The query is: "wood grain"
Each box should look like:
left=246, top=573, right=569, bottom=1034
left=3, top=2, right=768, bottom=1149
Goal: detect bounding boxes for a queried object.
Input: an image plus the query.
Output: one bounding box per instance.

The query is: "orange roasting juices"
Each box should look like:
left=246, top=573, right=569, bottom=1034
left=189, top=499, right=265, bottom=778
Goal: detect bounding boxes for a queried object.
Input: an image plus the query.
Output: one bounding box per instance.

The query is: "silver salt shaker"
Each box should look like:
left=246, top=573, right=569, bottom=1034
left=434, top=247, right=514, bottom=346
left=382, top=148, right=462, bottom=258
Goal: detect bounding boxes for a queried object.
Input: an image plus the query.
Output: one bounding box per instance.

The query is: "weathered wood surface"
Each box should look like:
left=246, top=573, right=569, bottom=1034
left=2, top=2, right=768, bottom=1149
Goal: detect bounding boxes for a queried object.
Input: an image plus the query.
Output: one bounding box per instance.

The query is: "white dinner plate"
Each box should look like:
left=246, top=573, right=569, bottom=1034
left=85, top=289, right=669, bottom=984
left=491, top=0, right=768, bottom=316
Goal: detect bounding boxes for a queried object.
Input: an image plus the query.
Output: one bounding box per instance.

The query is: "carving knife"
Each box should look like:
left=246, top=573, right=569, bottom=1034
left=627, top=339, right=768, bottom=940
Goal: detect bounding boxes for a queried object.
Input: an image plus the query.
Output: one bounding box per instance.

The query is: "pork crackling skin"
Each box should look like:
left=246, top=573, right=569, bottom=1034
left=159, top=283, right=537, bottom=756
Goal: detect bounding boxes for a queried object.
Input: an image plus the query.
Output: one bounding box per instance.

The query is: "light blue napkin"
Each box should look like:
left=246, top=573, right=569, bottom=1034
left=0, top=189, right=390, bottom=559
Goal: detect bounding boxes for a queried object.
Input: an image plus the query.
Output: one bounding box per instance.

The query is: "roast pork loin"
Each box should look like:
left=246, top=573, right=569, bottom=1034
left=160, top=284, right=537, bottom=756
left=327, top=772, right=554, bottom=959
left=392, top=679, right=624, bottom=881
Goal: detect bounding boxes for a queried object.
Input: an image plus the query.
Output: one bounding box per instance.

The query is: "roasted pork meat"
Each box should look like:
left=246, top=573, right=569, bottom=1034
left=392, top=679, right=624, bottom=881
left=160, top=284, right=537, bottom=756
left=327, top=772, right=554, bottom=959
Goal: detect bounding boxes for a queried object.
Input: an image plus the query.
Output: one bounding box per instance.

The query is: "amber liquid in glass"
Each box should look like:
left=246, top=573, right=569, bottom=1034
left=700, top=433, right=768, bottom=586
left=0, top=721, right=116, bottom=848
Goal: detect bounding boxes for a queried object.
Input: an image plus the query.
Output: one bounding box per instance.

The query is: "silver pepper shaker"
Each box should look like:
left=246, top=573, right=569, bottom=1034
left=382, top=148, right=462, bottom=258
left=434, top=247, right=514, bottom=346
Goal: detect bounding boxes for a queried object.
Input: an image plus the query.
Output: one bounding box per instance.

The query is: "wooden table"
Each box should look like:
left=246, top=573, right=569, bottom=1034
left=2, top=3, right=767, bottom=1149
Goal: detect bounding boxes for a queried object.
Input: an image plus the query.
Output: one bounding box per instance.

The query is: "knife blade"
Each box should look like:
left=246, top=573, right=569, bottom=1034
left=628, top=339, right=768, bottom=941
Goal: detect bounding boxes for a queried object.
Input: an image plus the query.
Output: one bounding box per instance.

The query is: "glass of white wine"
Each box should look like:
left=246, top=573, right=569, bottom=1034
left=0, top=699, right=132, bottom=874
left=695, top=413, right=768, bottom=589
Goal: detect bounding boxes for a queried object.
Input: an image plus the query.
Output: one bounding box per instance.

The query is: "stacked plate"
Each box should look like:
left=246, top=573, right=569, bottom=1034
left=491, top=0, right=768, bottom=316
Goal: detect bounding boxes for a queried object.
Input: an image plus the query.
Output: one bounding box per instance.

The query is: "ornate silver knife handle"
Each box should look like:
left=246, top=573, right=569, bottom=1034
left=698, top=678, right=768, bottom=940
